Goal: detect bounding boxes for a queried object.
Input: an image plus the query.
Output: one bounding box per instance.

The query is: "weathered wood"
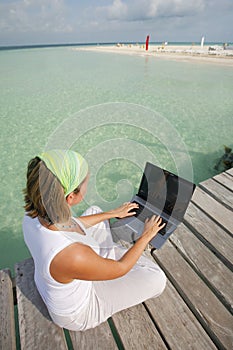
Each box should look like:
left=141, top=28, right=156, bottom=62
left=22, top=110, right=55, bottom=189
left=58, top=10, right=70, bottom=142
left=0, top=269, right=16, bottom=350
left=184, top=202, right=233, bottom=268
left=69, top=321, right=118, bottom=350
left=213, top=173, right=233, bottom=192
left=170, top=224, right=233, bottom=313
left=145, top=280, right=217, bottom=350
left=112, top=303, right=166, bottom=350
left=199, top=178, right=233, bottom=210
left=226, top=168, right=233, bottom=176
left=152, top=241, right=233, bottom=350
left=191, top=186, right=233, bottom=234
left=15, top=258, right=68, bottom=350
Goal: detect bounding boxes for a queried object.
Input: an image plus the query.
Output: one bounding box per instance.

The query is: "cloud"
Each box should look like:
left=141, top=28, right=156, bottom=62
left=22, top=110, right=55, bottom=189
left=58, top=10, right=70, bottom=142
left=0, top=0, right=232, bottom=45
left=107, top=0, right=128, bottom=20
left=0, top=0, right=73, bottom=34
left=100, top=0, right=205, bottom=22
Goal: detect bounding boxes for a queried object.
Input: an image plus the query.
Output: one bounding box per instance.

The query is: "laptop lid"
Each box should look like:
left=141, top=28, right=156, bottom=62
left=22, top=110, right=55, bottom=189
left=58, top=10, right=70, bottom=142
left=137, top=162, right=196, bottom=222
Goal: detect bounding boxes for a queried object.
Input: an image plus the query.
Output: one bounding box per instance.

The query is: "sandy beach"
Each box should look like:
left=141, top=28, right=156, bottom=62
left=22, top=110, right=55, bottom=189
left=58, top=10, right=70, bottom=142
left=74, top=44, right=233, bottom=66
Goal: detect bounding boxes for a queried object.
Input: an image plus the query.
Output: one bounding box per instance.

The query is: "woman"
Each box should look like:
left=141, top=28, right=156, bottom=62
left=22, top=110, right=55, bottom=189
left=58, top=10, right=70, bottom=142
left=23, top=149, right=166, bottom=331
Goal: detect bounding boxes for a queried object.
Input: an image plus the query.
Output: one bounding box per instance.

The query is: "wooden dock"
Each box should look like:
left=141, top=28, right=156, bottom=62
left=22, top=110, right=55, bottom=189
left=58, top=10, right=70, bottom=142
left=1, top=168, right=233, bottom=350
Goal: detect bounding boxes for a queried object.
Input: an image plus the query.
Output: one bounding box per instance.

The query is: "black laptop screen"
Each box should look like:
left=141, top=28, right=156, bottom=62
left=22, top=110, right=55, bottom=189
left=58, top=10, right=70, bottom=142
left=138, top=162, right=195, bottom=221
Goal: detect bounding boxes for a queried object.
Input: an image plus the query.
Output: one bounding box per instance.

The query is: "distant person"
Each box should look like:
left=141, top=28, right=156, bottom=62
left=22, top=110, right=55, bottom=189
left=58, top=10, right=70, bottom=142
left=22, top=149, right=166, bottom=331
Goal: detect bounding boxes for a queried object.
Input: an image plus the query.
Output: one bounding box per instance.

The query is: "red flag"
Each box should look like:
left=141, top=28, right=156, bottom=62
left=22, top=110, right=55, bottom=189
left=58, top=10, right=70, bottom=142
left=146, top=35, right=150, bottom=51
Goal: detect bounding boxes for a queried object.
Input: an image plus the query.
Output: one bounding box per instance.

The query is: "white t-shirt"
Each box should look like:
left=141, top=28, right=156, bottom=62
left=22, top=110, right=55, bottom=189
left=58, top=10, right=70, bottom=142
left=22, top=215, right=100, bottom=317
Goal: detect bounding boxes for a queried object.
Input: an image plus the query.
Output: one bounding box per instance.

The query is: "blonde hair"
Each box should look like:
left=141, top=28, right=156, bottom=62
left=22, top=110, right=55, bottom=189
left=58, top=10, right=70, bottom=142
left=23, top=157, right=71, bottom=224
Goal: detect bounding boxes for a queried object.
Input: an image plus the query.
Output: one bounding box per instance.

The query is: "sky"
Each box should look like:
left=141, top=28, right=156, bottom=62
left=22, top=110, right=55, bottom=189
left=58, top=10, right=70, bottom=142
left=0, top=0, right=232, bottom=46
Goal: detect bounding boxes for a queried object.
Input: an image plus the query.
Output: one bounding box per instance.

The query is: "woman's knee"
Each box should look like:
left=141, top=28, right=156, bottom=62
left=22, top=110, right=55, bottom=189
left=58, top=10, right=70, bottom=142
left=89, top=205, right=103, bottom=214
left=152, top=269, right=167, bottom=297
left=82, top=205, right=103, bottom=216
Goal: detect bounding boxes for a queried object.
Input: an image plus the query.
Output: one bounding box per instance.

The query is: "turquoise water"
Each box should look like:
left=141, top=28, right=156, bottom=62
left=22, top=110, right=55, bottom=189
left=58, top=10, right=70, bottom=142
left=0, top=46, right=232, bottom=272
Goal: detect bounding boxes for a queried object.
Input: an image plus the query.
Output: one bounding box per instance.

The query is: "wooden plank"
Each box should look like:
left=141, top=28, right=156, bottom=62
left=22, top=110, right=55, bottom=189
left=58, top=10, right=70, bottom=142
left=191, top=187, right=233, bottom=234
left=145, top=280, right=217, bottom=350
left=199, top=178, right=233, bottom=210
left=213, top=173, right=233, bottom=192
left=0, top=269, right=16, bottom=350
left=15, top=258, right=68, bottom=350
left=152, top=241, right=233, bottom=350
left=226, top=168, right=233, bottom=176
left=184, top=202, right=233, bottom=268
left=69, top=321, right=118, bottom=350
left=112, top=303, right=167, bottom=350
left=170, top=224, right=233, bottom=313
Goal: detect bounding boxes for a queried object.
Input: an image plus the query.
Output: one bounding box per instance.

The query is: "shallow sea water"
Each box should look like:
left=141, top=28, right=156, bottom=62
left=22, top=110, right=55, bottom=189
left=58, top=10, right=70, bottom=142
left=0, top=46, right=232, bottom=271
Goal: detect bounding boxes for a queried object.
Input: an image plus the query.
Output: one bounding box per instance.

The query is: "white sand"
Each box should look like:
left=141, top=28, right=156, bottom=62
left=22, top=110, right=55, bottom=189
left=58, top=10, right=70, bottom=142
left=73, top=44, right=233, bottom=67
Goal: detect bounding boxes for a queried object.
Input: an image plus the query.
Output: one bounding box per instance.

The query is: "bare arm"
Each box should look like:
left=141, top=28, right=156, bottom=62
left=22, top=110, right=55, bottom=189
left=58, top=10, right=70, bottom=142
left=78, top=202, right=139, bottom=228
left=50, top=215, right=165, bottom=283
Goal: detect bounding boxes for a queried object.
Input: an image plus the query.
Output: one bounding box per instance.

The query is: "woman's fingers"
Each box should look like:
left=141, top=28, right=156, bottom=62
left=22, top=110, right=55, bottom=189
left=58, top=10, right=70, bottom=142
left=148, top=214, right=161, bottom=223
left=145, top=215, right=164, bottom=228
left=126, top=202, right=139, bottom=213
left=142, top=215, right=166, bottom=240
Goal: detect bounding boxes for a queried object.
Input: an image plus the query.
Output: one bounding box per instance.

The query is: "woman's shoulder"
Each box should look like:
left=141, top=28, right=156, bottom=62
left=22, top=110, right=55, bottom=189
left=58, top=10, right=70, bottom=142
left=22, top=213, right=38, bottom=228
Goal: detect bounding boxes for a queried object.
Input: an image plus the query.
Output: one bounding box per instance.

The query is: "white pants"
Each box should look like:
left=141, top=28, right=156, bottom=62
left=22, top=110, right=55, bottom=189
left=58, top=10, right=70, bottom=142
left=76, top=206, right=167, bottom=330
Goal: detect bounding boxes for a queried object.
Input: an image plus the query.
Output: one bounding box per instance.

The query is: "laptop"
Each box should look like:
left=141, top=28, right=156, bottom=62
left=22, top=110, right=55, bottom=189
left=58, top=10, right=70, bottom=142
left=117, top=162, right=196, bottom=249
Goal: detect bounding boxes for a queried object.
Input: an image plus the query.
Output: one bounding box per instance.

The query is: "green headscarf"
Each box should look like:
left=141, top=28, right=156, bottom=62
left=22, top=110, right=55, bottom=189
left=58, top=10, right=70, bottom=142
left=38, top=149, right=88, bottom=196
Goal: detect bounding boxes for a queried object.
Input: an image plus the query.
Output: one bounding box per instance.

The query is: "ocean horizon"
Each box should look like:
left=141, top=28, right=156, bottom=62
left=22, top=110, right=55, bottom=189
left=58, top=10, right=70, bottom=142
left=1, top=40, right=232, bottom=51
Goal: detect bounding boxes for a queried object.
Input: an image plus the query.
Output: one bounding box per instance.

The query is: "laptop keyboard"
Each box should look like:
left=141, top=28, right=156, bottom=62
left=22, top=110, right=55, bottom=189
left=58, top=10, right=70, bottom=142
left=131, top=202, right=168, bottom=236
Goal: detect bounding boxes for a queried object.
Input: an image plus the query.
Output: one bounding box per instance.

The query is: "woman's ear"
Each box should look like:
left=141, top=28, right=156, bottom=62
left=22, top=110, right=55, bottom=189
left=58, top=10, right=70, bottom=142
left=66, top=192, right=74, bottom=206
left=66, top=191, right=83, bottom=206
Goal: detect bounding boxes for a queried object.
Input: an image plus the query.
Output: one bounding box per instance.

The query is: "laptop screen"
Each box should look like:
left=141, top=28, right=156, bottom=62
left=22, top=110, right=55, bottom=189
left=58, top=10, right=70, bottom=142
left=138, top=162, right=195, bottom=221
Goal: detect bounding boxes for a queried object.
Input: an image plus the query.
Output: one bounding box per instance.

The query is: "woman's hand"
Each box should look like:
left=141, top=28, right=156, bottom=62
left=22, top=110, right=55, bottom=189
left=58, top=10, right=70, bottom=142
left=142, top=215, right=166, bottom=241
left=110, top=202, right=139, bottom=219
left=78, top=202, right=139, bottom=228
